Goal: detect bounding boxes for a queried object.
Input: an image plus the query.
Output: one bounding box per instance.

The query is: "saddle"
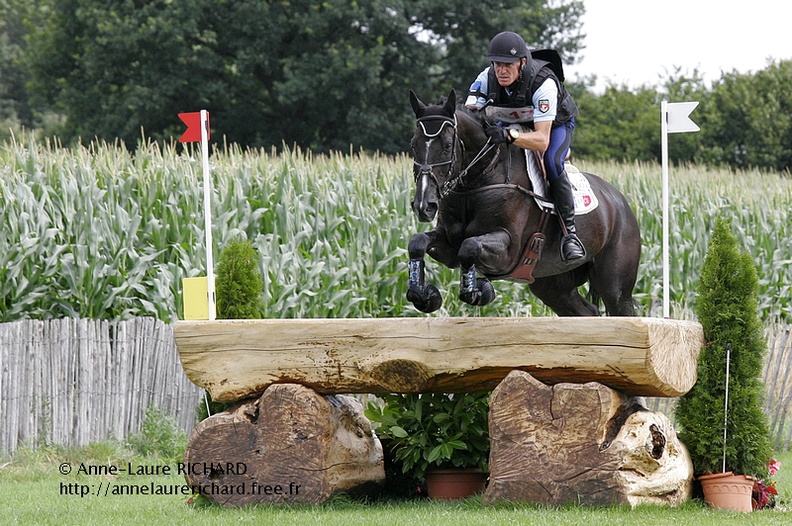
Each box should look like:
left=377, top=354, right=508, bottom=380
left=505, top=152, right=598, bottom=283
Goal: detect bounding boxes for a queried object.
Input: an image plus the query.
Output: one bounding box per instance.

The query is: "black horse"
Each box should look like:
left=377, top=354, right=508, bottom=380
left=406, top=90, right=641, bottom=316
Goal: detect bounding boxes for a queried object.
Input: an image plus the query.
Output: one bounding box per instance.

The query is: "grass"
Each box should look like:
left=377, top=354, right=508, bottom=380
left=1, top=445, right=790, bottom=525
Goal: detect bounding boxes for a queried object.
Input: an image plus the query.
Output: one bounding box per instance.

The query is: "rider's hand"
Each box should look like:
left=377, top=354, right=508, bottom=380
left=485, top=125, right=509, bottom=145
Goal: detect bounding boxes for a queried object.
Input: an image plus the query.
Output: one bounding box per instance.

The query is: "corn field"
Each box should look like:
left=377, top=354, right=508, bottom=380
left=1, top=133, right=790, bottom=322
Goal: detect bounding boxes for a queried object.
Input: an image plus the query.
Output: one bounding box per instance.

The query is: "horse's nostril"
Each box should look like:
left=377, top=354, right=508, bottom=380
left=426, top=203, right=438, bottom=217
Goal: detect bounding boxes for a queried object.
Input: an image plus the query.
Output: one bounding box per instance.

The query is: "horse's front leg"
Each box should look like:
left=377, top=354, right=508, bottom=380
left=457, top=229, right=512, bottom=306
left=406, top=231, right=457, bottom=313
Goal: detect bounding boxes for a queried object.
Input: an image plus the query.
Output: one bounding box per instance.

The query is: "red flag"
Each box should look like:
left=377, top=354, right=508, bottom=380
left=178, top=111, right=210, bottom=143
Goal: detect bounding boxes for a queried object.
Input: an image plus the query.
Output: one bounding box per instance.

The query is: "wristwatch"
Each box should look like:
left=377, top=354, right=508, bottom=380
left=508, top=128, right=520, bottom=143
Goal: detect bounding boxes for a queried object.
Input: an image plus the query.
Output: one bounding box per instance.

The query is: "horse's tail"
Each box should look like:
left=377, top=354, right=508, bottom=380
left=587, top=287, right=602, bottom=314
left=584, top=264, right=603, bottom=314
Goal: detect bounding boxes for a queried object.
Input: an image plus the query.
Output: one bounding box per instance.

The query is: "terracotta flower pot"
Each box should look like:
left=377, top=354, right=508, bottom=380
left=698, top=471, right=754, bottom=512
left=425, top=468, right=488, bottom=500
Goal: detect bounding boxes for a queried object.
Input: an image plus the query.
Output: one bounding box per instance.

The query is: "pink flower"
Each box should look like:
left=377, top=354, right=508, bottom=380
left=768, top=459, right=781, bottom=476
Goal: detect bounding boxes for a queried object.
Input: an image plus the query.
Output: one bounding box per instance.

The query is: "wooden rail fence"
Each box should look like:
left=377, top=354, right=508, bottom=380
left=0, top=317, right=202, bottom=455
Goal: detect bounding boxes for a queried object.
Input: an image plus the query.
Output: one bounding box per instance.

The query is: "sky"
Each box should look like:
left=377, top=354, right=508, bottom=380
left=564, top=0, right=792, bottom=90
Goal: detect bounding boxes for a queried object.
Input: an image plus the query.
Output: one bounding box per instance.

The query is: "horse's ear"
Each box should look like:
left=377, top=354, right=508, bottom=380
left=409, top=90, right=426, bottom=118
left=444, top=89, right=457, bottom=114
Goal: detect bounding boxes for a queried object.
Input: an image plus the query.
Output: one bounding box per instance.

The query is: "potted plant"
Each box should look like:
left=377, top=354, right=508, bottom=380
left=674, top=215, right=774, bottom=512
left=365, top=391, right=489, bottom=499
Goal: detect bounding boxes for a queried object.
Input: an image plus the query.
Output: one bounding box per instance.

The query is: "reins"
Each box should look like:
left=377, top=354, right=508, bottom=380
left=414, top=109, right=546, bottom=202
left=413, top=112, right=504, bottom=199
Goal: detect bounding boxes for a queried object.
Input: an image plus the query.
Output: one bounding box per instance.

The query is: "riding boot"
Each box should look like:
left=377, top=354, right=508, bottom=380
left=548, top=171, right=586, bottom=262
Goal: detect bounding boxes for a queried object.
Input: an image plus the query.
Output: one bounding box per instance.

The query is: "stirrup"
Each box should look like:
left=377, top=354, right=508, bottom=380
left=561, top=234, right=586, bottom=262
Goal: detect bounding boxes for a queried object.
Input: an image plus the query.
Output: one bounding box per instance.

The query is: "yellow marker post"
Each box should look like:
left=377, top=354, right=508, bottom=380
left=182, top=277, right=210, bottom=320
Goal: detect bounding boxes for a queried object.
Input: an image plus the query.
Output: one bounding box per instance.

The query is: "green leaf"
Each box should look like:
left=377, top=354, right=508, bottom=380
left=426, top=445, right=443, bottom=463
left=446, top=439, right=468, bottom=451
left=432, top=413, right=450, bottom=424
left=389, top=426, right=408, bottom=438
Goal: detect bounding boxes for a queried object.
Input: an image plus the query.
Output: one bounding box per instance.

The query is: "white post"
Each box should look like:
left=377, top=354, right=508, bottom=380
left=200, top=109, right=216, bottom=320
left=660, top=101, right=670, bottom=319
left=659, top=101, right=699, bottom=319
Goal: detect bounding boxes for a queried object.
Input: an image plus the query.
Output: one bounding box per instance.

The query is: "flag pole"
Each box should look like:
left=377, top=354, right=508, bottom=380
left=659, top=101, right=699, bottom=319
left=200, top=109, right=216, bottom=320
left=661, top=100, right=670, bottom=319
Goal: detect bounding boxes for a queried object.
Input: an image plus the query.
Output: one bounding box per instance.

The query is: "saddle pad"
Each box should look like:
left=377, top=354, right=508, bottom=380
left=525, top=151, right=599, bottom=215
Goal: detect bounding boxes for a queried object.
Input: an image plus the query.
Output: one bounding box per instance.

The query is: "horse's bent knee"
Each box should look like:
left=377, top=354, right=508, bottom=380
left=458, top=238, right=481, bottom=269
left=408, top=232, right=432, bottom=258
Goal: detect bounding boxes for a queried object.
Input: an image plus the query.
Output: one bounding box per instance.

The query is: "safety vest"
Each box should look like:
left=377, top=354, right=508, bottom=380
left=485, top=52, right=578, bottom=127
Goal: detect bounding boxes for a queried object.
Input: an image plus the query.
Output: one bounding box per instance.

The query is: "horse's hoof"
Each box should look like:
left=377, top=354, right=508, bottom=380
left=459, top=289, right=480, bottom=305
left=407, top=284, right=443, bottom=313
left=459, top=279, right=497, bottom=306
left=476, top=278, right=496, bottom=305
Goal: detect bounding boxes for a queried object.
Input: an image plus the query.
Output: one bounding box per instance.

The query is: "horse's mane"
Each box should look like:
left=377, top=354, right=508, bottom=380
left=457, top=103, right=486, bottom=124
left=427, top=95, right=487, bottom=128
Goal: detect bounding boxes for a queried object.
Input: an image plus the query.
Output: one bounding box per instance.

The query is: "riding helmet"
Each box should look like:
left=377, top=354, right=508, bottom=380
left=487, top=31, right=530, bottom=63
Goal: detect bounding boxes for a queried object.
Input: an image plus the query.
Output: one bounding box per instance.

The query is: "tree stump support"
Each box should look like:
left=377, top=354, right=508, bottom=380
left=184, top=384, right=384, bottom=506
left=484, top=370, right=692, bottom=507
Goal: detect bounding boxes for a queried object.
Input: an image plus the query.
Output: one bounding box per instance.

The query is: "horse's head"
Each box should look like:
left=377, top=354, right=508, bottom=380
left=409, top=89, right=493, bottom=222
left=409, top=89, right=460, bottom=222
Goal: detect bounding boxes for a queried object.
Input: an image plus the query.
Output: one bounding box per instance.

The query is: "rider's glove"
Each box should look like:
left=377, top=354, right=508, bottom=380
left=485, top=125, right=510, bottom=145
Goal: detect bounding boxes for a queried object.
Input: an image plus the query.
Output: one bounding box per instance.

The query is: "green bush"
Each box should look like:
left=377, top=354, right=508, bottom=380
left=215, top=237, right=263, bottom=319
left=675, top=215, right=773, bottom=477
left=365, top=392, right=489, bottom=480
left=195, top=391, right=229, bottom=422
left=126, top=405, right=187, bottom=462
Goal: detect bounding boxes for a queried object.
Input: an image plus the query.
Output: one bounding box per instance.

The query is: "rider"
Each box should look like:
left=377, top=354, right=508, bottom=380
left=465, top=31, right=585, bottom=262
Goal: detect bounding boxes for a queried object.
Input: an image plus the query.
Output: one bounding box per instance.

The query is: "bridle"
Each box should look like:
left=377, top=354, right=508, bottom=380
left=412, top=113, right=499, bottom=199
left=412, top=114, right=459, bottom=198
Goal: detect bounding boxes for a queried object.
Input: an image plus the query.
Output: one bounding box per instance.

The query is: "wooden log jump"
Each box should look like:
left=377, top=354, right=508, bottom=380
left=175, top=316, right=704, bottom=507
left=175, top=317, right=703, bottom=402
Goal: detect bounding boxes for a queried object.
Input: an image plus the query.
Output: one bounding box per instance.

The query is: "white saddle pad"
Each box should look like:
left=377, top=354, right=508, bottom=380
left=525, top=151, right=598, bottom=215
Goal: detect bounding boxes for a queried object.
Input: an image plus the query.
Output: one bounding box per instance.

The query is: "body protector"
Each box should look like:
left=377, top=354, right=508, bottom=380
left=478, top=52, right=578, bottom=127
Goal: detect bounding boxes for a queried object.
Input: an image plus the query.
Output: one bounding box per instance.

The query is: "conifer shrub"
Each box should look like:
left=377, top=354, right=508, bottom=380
left=675, top=215, right=772, bottom=478
left=215, top=237, right=264, bottom=319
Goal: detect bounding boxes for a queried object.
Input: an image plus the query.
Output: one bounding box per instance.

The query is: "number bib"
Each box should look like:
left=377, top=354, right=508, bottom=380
left=485, top=105, right=534, bottom=124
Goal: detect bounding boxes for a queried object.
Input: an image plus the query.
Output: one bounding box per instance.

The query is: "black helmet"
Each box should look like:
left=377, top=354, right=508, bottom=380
left=487, top=31, right=529, bottom=63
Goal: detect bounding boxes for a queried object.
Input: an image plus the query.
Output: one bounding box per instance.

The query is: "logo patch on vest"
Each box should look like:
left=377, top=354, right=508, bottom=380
left=538, top=99, right=550, bottom=113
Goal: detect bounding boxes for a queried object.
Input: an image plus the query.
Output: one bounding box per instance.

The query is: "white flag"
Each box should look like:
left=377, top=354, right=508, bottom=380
left=666, top=102, right=700, bottom=133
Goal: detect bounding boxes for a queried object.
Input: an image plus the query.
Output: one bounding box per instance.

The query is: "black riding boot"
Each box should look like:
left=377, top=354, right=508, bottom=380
left=548, top=171, right=586, bottom=262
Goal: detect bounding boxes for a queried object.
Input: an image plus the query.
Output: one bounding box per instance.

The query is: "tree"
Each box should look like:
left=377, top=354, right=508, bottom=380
left=23, top=0, right=584, bottom=152
left=570, top=81, right=660, bottom=162
left=0, top=0, right=47, bottom=139
left=696, top=60, right=792, bottom=170
left=675, top=215, right=772, bottom=478
left=406, top=0, right=585, bottom=96
left=215, top=237, right=263, bottom=320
